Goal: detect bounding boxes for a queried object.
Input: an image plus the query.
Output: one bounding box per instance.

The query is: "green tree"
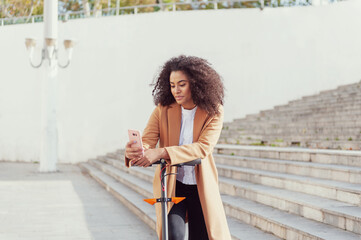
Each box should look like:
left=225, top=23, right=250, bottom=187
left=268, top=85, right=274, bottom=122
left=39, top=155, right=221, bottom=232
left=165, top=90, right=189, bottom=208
left=60, top=0, right=82, bottom=12
left=0, top=0, right=43, bottom=18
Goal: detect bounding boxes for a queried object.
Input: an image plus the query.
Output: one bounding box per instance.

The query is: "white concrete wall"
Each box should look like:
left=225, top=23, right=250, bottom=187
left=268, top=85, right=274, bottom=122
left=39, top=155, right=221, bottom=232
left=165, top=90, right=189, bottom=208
left=0, top=0, right=360, bottom=163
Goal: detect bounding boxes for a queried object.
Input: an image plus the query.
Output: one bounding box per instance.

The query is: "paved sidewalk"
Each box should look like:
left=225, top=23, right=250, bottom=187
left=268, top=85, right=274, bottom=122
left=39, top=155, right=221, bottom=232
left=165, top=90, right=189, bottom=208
left=0, top=162, right=157, bottom=240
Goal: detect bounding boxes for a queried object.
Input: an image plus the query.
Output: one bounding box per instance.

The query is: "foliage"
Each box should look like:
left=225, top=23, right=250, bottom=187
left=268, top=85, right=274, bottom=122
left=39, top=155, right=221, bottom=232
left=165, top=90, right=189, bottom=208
left=0, top=0, right=43, bottom=18
left=59, top=0, right=82, bottom=13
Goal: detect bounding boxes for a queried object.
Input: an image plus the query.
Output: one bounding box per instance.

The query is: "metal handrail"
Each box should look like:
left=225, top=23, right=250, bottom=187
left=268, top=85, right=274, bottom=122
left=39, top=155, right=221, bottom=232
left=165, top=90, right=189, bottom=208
left=0, top=0, right=343, bottom=27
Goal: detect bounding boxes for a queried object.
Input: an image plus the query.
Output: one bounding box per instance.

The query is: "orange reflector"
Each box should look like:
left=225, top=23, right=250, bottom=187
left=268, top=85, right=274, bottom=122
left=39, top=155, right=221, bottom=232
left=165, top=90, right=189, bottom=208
left=172, top=197, right=186, bottom=204
left=144, top=198, right=157, bottom=205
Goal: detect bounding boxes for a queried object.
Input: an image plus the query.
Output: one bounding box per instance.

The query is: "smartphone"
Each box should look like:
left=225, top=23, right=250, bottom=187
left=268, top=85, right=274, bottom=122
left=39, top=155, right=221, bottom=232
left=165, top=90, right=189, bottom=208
left=128, top=129, right=143, bottom=150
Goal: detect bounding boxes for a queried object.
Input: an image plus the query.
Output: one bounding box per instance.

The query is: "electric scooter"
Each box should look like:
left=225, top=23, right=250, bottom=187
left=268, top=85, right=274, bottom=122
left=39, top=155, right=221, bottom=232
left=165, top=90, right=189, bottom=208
left=141, top=158, right=201, bottom=240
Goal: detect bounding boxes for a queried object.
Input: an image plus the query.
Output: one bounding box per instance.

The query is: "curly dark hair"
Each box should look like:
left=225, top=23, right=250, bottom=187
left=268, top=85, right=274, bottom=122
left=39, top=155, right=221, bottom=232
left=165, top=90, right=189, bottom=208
left=151, top=55, right=225, bottom=116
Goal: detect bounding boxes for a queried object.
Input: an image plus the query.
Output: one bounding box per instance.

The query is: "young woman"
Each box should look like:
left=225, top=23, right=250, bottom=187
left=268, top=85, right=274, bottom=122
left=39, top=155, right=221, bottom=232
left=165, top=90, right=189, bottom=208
left=125, top=55, right=231, bottom=240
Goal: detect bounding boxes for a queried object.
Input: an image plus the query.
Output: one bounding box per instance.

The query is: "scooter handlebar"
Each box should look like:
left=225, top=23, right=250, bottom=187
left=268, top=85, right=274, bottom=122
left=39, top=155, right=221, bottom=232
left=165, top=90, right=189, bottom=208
left=152, top=158, right=201, bottom=167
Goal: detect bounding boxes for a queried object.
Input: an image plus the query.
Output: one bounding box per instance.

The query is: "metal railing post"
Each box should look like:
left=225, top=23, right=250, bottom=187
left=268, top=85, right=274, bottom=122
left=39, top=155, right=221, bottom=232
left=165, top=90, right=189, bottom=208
left=214, top=1, right=218, bottom=10
left=173, top=3, right=176, bottom=11
left=116, top=0, right=120, bottom=15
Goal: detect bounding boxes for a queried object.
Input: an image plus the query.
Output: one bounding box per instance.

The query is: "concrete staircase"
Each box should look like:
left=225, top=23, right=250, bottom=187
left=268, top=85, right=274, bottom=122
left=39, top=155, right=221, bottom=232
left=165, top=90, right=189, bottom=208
left=79, top=81, right=361, bottom=239
left=220, top=80, right=361, bottom=150
left=79, top=145, right=361, bottom=239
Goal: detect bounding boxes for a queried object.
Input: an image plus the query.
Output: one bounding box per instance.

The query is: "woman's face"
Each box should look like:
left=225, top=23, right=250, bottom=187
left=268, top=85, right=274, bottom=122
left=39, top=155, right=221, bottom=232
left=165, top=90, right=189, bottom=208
left=170, top=71, right=195, bottom=109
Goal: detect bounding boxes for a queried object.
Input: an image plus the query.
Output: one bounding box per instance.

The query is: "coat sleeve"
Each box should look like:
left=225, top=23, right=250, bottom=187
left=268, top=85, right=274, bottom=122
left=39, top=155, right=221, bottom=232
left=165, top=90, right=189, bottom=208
left=142, top=106, right=160, bottom=150
left=165, top=105, right=224, bottom=166
left=124, top=106, right=161, bottom=167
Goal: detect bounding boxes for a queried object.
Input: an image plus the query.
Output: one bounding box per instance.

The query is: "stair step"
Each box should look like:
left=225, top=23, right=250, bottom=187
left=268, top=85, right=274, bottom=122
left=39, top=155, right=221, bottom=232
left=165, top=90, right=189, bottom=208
left=219, top=177, right=361, bottom=234
left=214, top=154, right=361, bottom=184
left=89, top=159, right=153, bottom=198
left=215, top=144, right=361, bottom=167
left=99, top=156, right=154, bottom=183
left=222, top=195, right=361, bottom=240
left=78, top=162, right=157, bottom=231
left=216, top=164, right=361, bottom=205
left=227, top=216, right=281, bottom=240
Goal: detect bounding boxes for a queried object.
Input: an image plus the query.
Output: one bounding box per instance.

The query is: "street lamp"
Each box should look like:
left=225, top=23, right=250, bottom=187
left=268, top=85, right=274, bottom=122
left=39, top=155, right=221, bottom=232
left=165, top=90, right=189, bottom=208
left=25, top=38, right=76, bottom=68
left=60, top=39, right=76, bottom=68
left=25, top=0, right=76, bottom=172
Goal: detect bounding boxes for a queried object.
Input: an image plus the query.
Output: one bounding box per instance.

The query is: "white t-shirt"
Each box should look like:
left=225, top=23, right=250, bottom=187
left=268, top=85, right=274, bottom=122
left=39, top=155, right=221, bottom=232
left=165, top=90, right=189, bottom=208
left=176, top=106, right=197, bottom=185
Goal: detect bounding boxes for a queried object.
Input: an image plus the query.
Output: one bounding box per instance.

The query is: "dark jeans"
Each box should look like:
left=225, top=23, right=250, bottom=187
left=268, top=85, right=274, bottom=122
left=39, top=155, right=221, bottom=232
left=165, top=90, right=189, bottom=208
left=168, top=181, right=209, bottom=240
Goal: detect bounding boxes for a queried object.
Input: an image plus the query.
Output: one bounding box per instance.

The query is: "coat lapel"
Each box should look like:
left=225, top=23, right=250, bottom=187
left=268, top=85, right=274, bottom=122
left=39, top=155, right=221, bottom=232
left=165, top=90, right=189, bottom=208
left=167, top=103, right=181, bottom=146
left=167, top=103, right=209, bottom=146
left=193, top=107, right=209, bottom=142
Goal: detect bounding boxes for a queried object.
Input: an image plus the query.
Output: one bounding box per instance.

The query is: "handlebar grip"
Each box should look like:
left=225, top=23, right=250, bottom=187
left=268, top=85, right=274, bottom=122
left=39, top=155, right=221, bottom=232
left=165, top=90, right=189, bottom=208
left=150, top=158, right=201, bottom=167
left=177, top=159, right=201, bottom=166
left=151, top=160, right=163, bottom=165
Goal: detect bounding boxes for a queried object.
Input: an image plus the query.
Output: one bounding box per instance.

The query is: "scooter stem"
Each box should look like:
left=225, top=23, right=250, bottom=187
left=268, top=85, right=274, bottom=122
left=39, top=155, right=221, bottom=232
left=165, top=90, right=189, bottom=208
left=160, top=159, right=168, bottom=240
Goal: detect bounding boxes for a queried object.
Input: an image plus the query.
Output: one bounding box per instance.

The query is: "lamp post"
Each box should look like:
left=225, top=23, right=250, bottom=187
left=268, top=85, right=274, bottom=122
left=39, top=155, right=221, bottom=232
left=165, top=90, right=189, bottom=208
left=25, top=0, right=75, bottom=172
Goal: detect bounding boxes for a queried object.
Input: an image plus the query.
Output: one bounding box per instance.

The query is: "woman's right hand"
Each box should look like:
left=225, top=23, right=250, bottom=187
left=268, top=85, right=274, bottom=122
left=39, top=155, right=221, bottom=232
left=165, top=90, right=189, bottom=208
left=125, top=140, right=144, bottom=160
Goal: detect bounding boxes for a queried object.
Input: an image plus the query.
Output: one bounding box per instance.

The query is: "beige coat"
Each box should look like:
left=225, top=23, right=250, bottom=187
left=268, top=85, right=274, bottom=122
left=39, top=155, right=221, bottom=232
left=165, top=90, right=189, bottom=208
left=126, top=103, right=231, bottom=240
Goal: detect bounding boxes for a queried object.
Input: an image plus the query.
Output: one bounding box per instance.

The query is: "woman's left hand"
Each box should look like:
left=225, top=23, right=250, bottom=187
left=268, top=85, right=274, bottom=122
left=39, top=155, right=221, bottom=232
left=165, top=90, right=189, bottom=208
left=131, top=148, right=169, bottom=167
